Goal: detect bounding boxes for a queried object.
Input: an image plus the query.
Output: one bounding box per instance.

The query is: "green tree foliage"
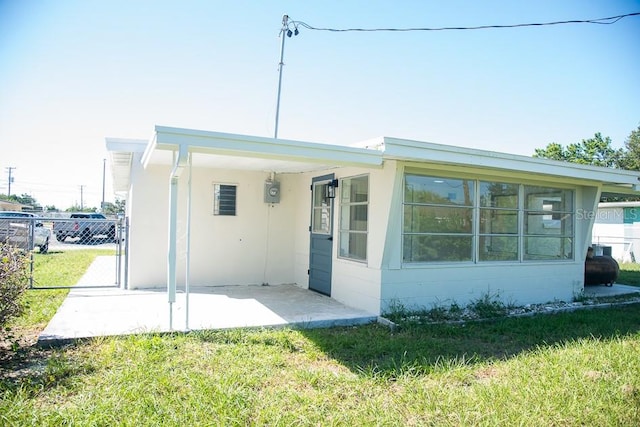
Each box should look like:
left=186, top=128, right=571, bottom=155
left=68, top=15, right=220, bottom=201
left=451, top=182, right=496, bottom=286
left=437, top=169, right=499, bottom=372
left=101, top=199, right=125, bottom=215
left=0, top=193, right=41, bottom=208
left=618, top=125, right=640, bottom=171
left=533, top=133, right=623, bottom=168
left=65, top=204, right=98, bottom=213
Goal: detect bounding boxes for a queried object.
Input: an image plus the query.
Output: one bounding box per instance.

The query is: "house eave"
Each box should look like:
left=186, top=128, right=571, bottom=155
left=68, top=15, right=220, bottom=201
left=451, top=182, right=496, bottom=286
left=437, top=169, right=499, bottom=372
left=150, top=126, right=383, bottom=170
left=381, top=137, right=640, bottom=189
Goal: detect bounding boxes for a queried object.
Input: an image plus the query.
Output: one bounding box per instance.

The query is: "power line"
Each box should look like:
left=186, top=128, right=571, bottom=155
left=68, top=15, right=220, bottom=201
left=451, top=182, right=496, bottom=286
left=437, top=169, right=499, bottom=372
left=288, top=12, right=640, bottom=33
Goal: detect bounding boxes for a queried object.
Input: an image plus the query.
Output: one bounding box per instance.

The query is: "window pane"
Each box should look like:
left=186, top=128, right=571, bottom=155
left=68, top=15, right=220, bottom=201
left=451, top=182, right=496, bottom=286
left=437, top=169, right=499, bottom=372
left=479, top=236, right=518, bottom=261
left=525, top=213, right=573, bottom=235
left=525, top=186, right=573, bottom=212
left=405, top=175, right=474, bottom=206
left=403, top=235, right=472, bottom=262
left=479, top=182, right=518, bottom=208
left=340, top=205, right=367, bottom=231
left=404, top=206, right=473, bottom=233
left=214, top=184, right=236, bottom=216
left=342, top=175, right=368, bottom=203
left=313, top=183, right=328, bottom=207
left=312, top=206, right=331, bottom=234
left=479, top=208, right=518, bottom=234
left=339, top=175, right=369, bottom=261
left=339, top=231, right=367, bottom=261
left=524, top=237, right=573, bottom=260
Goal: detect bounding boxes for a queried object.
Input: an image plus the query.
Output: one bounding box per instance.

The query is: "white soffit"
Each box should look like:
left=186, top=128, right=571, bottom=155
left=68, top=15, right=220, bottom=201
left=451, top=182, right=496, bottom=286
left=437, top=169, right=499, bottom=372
left=106, top=138, right=147, bottom=193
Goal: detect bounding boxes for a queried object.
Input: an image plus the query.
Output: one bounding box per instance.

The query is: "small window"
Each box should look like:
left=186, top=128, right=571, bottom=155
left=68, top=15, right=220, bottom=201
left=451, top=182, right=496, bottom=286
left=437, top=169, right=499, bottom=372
left=213, top=184, right=237, bottom=216
left=339, top=175, right=368, bottom=261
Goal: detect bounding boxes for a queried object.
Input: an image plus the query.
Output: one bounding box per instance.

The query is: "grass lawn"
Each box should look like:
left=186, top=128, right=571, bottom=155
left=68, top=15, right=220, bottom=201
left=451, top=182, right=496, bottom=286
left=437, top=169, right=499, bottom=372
left=1, top=257, right=639, bottom=425
left=618, top=262, right=640, bottom=286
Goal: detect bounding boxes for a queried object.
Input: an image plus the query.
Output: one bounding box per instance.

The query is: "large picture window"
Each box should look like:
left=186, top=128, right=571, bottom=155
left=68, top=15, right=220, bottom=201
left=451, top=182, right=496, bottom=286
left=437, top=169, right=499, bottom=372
left=402, top=173, right=574, bottom=263
left=339, top=175, right=368, bottom=261
left=479, top=182, right=519, bottom=261
left=524, top=186, right=573, bottom=260
left=403, top=175, right=474, bottom=262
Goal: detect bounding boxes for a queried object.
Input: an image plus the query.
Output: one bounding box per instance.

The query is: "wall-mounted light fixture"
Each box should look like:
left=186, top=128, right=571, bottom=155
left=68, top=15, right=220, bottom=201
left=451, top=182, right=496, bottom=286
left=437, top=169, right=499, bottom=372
left=325, top=179, right=339, bottom=199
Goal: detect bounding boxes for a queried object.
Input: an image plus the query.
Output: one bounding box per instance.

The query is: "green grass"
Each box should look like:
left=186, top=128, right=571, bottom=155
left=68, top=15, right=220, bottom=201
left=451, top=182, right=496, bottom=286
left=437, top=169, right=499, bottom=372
left=618, top=262, right=640, bottom=286
left=1, top=310, right=640, bottom=425
left=1, top=257, right=640, bottom=425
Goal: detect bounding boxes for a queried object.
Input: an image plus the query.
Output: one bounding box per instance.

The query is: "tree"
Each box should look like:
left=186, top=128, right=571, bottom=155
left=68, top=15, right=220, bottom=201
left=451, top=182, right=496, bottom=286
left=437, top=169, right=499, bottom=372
left=0, top=193, right=41, bottom=209
left=533, top=133, right=623, bottom=168
left=65, top=204, right=97, bottom=213
left=101, top=199, right=125, bottom=215
left=618, top=124, right=640, bottom=171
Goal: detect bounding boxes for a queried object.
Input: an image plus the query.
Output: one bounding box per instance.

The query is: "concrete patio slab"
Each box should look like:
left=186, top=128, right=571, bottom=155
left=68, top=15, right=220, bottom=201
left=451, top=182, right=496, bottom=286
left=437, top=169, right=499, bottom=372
left=582, top=283, right=640, bottom=298
left=38, top=283, right=378, bottom=345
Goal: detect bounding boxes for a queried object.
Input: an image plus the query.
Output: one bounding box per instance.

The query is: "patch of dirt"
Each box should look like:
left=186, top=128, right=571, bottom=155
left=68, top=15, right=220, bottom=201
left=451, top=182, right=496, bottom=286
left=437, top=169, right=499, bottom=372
left=0, top=326, right=54, bottom=384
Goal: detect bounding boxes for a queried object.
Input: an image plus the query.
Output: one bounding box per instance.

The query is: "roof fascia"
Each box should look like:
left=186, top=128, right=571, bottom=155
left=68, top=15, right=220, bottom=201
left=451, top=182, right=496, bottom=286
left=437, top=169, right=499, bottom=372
left=105, top=137, right=148, bottom=153
left=382, top=137, right=640, bottom=186
left=153, top=126, right=382, bottom=168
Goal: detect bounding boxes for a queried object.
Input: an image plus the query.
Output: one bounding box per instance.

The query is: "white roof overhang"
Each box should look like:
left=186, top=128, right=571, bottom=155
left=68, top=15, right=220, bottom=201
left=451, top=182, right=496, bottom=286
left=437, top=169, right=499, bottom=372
left=141, top=126, right=383, bottom=173
left=106, top=138, right=147, bottom=194
left=380, top=137, right=640, bottom=194
left=106, top=129, right=640, bottom=199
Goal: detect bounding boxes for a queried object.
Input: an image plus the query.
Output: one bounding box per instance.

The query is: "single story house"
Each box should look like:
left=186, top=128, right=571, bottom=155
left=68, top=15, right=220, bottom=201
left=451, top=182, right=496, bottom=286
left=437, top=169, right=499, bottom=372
left=592, top=201, right=640, bottom=262
left=107, top=126, right=640, bottom=315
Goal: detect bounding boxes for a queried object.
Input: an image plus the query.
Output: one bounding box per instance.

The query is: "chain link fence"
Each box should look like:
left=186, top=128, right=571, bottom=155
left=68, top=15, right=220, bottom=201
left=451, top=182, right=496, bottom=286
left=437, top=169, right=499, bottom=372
left=0, top=213, right=128, bottom=289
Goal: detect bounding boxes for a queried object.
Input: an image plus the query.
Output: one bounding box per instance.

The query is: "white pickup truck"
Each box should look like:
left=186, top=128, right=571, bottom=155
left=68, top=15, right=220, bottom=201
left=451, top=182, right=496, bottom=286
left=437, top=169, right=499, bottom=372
left=0, top=211, right=51, bottom=253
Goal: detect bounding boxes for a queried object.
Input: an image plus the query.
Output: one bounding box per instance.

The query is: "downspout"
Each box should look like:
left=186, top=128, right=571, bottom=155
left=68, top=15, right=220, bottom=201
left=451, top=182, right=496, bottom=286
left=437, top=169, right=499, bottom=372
left=168, top=144, right=189, bottom=330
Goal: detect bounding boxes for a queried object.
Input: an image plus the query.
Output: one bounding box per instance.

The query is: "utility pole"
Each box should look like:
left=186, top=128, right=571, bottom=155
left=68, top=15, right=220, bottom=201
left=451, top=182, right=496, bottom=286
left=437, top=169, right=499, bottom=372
left=5, top=167, right=15, bottom=197
left=80, top=185, right=84, bottom=211
left=274, top=14, right=298, bottom=139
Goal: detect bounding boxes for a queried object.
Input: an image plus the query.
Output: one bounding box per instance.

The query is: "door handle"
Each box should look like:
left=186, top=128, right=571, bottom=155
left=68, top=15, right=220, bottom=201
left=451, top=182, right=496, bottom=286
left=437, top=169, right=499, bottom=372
left=328, top=236, right=333, bottom=241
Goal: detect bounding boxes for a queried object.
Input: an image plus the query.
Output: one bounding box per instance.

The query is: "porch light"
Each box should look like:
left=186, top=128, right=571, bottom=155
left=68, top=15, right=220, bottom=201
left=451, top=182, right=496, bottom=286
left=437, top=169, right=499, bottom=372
left=325, top=179, right=339, bottom=199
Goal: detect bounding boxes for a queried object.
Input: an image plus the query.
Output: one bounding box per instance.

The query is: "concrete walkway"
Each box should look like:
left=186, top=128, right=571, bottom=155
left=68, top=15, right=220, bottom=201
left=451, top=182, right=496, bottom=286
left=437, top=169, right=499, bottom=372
left=39, top=257, right=378, bottom=345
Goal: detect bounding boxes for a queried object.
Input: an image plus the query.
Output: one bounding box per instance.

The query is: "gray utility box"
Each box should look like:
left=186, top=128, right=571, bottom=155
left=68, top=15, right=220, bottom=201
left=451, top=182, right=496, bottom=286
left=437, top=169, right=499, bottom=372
left=264, top=181, right=281, bottom=203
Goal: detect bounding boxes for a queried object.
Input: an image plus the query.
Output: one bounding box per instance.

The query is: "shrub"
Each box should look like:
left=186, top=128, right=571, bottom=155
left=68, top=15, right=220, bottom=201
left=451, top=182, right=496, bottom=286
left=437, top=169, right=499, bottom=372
left=0, top=243, right=30, bottom=330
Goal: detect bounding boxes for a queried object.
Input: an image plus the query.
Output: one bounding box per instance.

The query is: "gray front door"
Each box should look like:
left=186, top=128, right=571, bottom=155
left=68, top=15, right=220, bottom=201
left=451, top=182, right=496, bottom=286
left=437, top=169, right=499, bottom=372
left=309, top=174, right=335, bottom=296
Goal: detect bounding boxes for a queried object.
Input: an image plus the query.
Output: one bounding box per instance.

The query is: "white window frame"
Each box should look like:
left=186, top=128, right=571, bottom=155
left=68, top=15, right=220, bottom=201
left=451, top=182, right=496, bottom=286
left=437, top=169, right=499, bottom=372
left=213, top=183, right=237, bottom=216
left=338, top=174, right=369, bottom=262
left=402, top=172, right=575, bottom=265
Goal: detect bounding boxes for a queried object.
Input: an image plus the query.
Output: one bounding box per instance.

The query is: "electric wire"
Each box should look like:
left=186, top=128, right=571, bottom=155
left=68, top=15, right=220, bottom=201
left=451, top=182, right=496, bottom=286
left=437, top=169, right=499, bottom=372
left=288, top=12, right=640, bottom=33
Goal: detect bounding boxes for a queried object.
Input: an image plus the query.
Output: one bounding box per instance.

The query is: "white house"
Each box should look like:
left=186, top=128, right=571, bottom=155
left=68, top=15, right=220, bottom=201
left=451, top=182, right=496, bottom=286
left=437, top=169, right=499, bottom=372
left=107, top=126, right=640, bottom=315
left=592, top=201, right=640, bottom=262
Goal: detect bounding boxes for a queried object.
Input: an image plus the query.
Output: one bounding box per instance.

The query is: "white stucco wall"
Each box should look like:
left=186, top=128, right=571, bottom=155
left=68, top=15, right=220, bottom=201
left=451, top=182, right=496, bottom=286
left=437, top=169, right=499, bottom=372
left=125, top=153, right=610, bottom=316
left=127, top=164, right=300, bottom=288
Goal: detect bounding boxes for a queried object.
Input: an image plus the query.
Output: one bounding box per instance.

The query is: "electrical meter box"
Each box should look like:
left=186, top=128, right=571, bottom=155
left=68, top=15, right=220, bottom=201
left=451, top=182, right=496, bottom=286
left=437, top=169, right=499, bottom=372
left=264, top=181, right=281, bottom=203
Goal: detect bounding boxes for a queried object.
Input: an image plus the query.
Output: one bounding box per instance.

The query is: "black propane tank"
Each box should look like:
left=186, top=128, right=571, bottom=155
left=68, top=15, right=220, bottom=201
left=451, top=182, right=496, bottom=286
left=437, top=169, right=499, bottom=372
left=584, top=247, right=619, bottom=287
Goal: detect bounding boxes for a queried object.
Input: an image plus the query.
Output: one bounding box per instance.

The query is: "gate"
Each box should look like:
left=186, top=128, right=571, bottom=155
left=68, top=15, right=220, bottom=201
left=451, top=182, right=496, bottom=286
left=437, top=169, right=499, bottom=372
left=0, top=215, right=129, bottom=289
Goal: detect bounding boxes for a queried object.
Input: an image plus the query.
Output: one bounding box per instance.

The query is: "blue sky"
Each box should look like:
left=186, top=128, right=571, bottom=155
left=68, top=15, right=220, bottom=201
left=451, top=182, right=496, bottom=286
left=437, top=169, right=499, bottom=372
left=1, top=0, right=639, bottom=209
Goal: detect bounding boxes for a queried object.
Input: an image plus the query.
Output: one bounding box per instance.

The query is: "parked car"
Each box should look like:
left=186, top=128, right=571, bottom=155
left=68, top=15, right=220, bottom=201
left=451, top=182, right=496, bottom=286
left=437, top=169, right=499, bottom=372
left=53, top=213, right=116, bottom=243
left=0, top=211, right=51, bottom=253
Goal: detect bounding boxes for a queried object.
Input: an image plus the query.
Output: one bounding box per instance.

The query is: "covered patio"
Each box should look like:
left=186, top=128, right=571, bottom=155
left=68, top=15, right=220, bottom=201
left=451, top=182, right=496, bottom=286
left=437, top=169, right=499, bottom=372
left=38, top=282, right=378, bottom=345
